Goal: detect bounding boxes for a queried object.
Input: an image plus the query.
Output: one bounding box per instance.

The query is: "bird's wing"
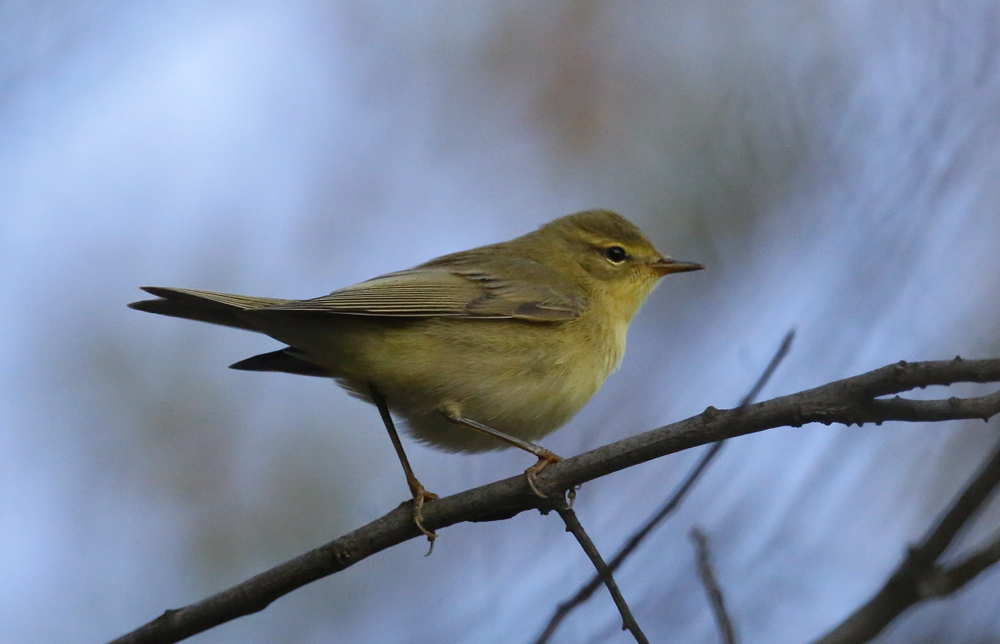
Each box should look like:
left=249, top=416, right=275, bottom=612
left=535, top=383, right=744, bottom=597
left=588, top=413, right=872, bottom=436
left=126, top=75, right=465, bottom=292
left=259, top=259, right=587, bottom=322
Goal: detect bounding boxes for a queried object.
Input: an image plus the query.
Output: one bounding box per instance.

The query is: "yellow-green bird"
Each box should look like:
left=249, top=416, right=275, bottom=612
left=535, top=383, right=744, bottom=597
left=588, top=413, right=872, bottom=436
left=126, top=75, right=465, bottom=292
left=130, top=209, right=702, bottom=540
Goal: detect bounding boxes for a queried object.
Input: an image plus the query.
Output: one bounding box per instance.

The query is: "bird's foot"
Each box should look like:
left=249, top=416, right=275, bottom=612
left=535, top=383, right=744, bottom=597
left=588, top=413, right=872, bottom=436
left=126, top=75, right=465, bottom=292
left=408, top=482, right=439, bottom=555
left=525, top=450, right=562, bottom=498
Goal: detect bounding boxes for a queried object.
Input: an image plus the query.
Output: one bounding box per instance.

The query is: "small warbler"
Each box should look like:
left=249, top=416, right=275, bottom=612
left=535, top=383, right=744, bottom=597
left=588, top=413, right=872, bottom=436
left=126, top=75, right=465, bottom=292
left=130, top=209, right=702, bottom=539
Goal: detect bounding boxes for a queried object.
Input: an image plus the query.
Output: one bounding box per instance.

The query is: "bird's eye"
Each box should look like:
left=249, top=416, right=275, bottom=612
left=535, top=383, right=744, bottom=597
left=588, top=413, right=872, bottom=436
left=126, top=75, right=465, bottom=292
left=603, top=246, right=628, bottom=264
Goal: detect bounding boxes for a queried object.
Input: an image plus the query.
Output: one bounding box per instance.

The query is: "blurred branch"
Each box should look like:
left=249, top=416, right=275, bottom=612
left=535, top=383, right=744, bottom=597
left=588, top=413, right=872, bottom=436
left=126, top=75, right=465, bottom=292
left=533, top=330, right=794, bottom=643
left=736, top=331, right=797, bottom=408
left=108, top=357, right=1000, bottom=644
left=917, top=530, right=1000, bottom=597
left=811, top=440, right=1000, bottom=644
left=554, top=503, right=649, bottom=644
left=691, top=527, right=738, bottom=644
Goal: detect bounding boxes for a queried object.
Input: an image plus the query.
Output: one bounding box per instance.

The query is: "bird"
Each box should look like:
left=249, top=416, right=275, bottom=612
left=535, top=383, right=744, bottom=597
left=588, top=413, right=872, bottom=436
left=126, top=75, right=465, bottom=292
left=129, top=209, right=703, bottom=543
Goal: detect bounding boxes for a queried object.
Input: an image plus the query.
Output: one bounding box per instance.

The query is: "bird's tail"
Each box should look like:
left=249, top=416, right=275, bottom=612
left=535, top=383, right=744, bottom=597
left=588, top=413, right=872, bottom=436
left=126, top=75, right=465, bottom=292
left=229, top=348, right=334, bottom=377
left=128, top=286, right=292, bottom=331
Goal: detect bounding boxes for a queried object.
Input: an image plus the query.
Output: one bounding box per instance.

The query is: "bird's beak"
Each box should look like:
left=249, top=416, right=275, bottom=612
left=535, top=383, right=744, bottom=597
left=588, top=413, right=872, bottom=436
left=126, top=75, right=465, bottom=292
left=649, top=257, right=705, bottom=275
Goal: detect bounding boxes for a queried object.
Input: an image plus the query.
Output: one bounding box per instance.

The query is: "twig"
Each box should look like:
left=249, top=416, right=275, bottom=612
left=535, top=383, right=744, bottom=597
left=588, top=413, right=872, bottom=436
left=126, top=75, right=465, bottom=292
left=533, top=330, right=795, bottom=643
left=108, top=357, right=1000, bottom=644
left=691, top=527, right=738, bottom=644
left=533, top=444, right=725, bottom=644
left=555, top=503, right=649, bottom=644
left=736, top=331, right=797, bottom=409
left=811, top=440, right=1000, bottom=644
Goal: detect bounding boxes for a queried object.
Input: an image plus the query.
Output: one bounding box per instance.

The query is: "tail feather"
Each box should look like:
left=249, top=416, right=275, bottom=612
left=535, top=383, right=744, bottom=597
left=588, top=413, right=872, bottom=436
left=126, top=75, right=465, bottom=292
left=230, top=348, right=333, bottom=377
left=128, top=286, right=292, bottom=331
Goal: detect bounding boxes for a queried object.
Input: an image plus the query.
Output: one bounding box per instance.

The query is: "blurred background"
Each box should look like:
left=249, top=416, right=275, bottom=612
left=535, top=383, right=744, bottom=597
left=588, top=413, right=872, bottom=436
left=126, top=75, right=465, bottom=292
left=2, top=1, right=999, bottom=642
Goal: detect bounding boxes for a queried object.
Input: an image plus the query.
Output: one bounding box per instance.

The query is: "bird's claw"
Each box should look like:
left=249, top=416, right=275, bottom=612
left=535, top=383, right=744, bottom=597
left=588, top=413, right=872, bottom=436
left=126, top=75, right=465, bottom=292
left=525, top=451, right=562, bottom=498
left=409, top=484, right=439, bottom=555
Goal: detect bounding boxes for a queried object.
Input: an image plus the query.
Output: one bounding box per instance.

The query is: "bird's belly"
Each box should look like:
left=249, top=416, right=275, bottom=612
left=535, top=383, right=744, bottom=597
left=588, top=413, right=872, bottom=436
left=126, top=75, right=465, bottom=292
left=361, top=318, right=623, bottom=453
left=390, top=369, right=600, bottom=453
left=408, top=370, right=595, bottom=452
left=248, top=313, right=624, bottom=453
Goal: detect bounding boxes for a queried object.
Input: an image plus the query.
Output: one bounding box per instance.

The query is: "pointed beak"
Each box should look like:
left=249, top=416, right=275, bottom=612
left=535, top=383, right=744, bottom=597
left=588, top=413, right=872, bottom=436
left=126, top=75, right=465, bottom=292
left=649, top=257, right=705, bottom=275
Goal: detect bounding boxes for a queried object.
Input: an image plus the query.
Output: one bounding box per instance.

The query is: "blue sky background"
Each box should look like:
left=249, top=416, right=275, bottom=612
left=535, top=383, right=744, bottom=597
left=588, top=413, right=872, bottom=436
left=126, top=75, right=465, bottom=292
left=2, top=2, right=999, bottom=643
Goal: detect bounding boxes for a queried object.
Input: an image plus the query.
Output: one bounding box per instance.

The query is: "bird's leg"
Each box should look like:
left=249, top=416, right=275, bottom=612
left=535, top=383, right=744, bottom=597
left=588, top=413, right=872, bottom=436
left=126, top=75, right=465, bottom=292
left=440, top=404, right=562, bottom=498
left=370, top=385, right=438, bottom=549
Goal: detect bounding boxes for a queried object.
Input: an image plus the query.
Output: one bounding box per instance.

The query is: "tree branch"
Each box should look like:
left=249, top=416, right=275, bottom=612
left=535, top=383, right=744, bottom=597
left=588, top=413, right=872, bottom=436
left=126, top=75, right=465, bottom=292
left=109, top=357, right=1000, bottom=644
left=918, top=530, right=1000, bottom=598
left=811, top=440, right=1000, bottom=644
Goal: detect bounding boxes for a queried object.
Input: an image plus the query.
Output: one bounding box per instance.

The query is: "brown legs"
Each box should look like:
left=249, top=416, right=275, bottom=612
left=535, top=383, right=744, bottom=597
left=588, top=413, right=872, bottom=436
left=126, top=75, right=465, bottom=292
left=368, top=387, right=562, bottom=554
left=369, top=385, right=438, bottom=548
left=439, top=404, right=562, bottom=498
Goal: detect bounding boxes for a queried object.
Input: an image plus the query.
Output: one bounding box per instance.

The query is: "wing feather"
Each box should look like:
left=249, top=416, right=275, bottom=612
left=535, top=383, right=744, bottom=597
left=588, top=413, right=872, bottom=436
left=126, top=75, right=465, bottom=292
left=260, top=259, right=587, bottom=321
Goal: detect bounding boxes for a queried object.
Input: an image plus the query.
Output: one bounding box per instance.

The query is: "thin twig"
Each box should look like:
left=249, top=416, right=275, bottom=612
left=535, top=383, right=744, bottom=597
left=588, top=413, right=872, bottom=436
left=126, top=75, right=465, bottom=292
left=534, top=330, right=795, bottom=643
left=812, top=440, right=1000, bottom=644
left=555, top=503, right=649, bottom=644
left=737, top=330, right=797, bottom=408
left=108, top=357, right=1000, bottom=644
left=691, top=527, right=738, bottom=644
left=533, top=444, right=723, bottom=644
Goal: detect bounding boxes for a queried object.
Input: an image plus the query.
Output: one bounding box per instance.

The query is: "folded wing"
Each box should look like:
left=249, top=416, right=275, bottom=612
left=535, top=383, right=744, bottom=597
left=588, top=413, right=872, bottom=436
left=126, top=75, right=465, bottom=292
left=259, top=261, right=587, bottom=322
left=129, top=255, right=588, bottom=327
